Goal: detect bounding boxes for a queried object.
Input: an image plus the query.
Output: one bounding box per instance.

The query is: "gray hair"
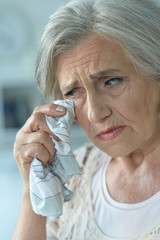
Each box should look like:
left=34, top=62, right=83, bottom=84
left=36, top=0, right=160, bottom=100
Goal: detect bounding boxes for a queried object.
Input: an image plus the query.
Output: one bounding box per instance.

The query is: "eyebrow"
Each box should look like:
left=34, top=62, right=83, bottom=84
left=62, top=68, right=121, bottom=93
left=90, top=69, right=120, bottom=79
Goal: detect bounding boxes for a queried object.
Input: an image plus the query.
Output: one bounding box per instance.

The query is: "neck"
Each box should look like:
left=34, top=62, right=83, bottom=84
left=117, top=131, right=160, bottom=170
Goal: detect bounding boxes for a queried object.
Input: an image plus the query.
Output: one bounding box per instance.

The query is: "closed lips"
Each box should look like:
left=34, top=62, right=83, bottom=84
left=96, top=126, right=126, bottom=141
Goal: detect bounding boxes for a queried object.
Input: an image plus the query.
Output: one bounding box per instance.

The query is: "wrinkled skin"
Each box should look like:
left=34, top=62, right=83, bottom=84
left=14, top=34, right=160, bottom=203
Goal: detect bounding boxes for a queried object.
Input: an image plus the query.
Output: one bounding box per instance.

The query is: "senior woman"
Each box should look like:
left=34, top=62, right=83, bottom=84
left=13, top=0, right=160, bottom=239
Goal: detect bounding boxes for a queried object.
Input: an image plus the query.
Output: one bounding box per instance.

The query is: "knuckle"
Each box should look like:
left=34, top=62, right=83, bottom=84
left=33, top=105, right=41, bottom=113
left=15, top=129, right=23, bottom=141
left=37, top=131, right=48, bottom=140
left=19, top=157, right=28, bottom=165
left=23, top=151, right=35, bottom=163
left=13, top=142, right=20, bottom=159
left=46, top=103, right=57, bottom=113
left=33, top=144, right=41, bottom=156
left=29, top=113, right=43, bottom=129
left=31, top=111, right=40, bottom=121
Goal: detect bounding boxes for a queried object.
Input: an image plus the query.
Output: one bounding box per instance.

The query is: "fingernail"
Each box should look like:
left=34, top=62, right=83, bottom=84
left=56, top=105, right=65, bottom=112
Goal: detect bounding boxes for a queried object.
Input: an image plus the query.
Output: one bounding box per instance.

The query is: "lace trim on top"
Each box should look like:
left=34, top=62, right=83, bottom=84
left=46, top=143, right=160, bottom=240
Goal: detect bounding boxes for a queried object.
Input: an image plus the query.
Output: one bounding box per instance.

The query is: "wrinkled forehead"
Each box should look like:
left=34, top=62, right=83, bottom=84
left=55, top=34, right=134, bottom=83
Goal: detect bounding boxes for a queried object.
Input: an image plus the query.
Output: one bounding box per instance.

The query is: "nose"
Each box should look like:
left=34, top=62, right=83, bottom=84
left=87, top=92, right=112, bottom=123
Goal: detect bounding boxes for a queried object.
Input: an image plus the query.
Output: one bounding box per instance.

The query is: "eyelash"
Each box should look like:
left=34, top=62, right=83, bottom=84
left=64, top=77, right=124, bottom=97
left=64, top=89, right=77, bottom=97
left=104, top=77, right=124, bottom=87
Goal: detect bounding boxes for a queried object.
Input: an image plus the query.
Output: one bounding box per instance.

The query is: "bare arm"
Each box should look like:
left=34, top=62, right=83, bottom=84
left=12, top=104, right=66, bottom=240
left=12, top=187, right=46, bottom=240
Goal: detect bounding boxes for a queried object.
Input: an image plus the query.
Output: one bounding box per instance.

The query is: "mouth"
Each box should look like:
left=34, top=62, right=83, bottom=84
left=96, top=125, right=126, bottom=141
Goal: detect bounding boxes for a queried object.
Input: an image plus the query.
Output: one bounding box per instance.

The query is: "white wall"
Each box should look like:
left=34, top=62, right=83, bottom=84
left=0, top=0, right=70, bottom=81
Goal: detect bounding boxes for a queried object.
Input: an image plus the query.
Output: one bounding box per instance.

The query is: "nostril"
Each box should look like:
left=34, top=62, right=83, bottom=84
left=87, top=93, right=112, bottom=123
left=87, top=104, right=112, bottom=123
left=87, top=108, right=102, bottom=123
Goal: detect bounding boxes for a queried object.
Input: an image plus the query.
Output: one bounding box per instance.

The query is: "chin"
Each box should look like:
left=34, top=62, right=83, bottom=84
left=93, top=140, right=136, bottom=158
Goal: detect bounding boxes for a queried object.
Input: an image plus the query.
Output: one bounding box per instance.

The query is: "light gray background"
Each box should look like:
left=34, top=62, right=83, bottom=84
left=0, top=1, right=88, bottom=239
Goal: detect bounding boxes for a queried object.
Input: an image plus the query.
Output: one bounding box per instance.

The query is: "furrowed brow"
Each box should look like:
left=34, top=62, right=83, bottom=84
left=90, top=69, right=121, bottom=80
left=62, top=81, right=80, bottom=93
left=62, top=69, right=121, bottom=92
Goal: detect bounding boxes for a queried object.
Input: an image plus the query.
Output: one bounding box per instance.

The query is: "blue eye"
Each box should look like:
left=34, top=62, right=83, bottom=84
left=64, top=87, right=86, bottom=99
left=64, top=89, right=77, bottom=98
left=64, top=90, right=75, bottom=96
left=105, top=77, right=124, bottom=86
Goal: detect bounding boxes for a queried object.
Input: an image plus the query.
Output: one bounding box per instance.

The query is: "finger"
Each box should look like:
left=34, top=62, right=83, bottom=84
left=33, top=103, right=66, bottom=116
left=20, top=143, right=52, bottom=167
left=16, top=157, right=32, bottom=184
left=17, top=131, right=56, bottom=159
left=21, top=112, right=61, bottom=141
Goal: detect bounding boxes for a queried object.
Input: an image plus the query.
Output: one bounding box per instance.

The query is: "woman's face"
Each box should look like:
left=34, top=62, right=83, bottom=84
left=55, top=34, right=160, bottom=157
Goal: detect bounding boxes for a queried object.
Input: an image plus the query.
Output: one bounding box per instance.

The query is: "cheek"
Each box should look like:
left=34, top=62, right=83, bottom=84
left=120, top=80, right=159, bottom=123
left=115, top=85, right=148, bottom=121
left=74, top=104, right=89, bottom=131
left=75, top=108, right=86, bottom=125
left=117, top=95, right=158, bottom=140
left=112, top=95, right=139, bottom=122
left=73, top=95, right=87, bottom=122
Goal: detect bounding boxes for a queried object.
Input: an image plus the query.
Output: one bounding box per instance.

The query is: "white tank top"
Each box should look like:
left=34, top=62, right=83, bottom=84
left=91, top=154, right=160, bottom=239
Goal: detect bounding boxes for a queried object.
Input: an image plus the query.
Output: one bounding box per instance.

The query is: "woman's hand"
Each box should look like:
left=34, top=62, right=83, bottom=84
left=13, top=103, right=66, bottom=186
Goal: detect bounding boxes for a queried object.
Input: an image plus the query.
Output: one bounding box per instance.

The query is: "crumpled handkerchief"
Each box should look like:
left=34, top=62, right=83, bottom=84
left=29, top=99, right=82, bottom=217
